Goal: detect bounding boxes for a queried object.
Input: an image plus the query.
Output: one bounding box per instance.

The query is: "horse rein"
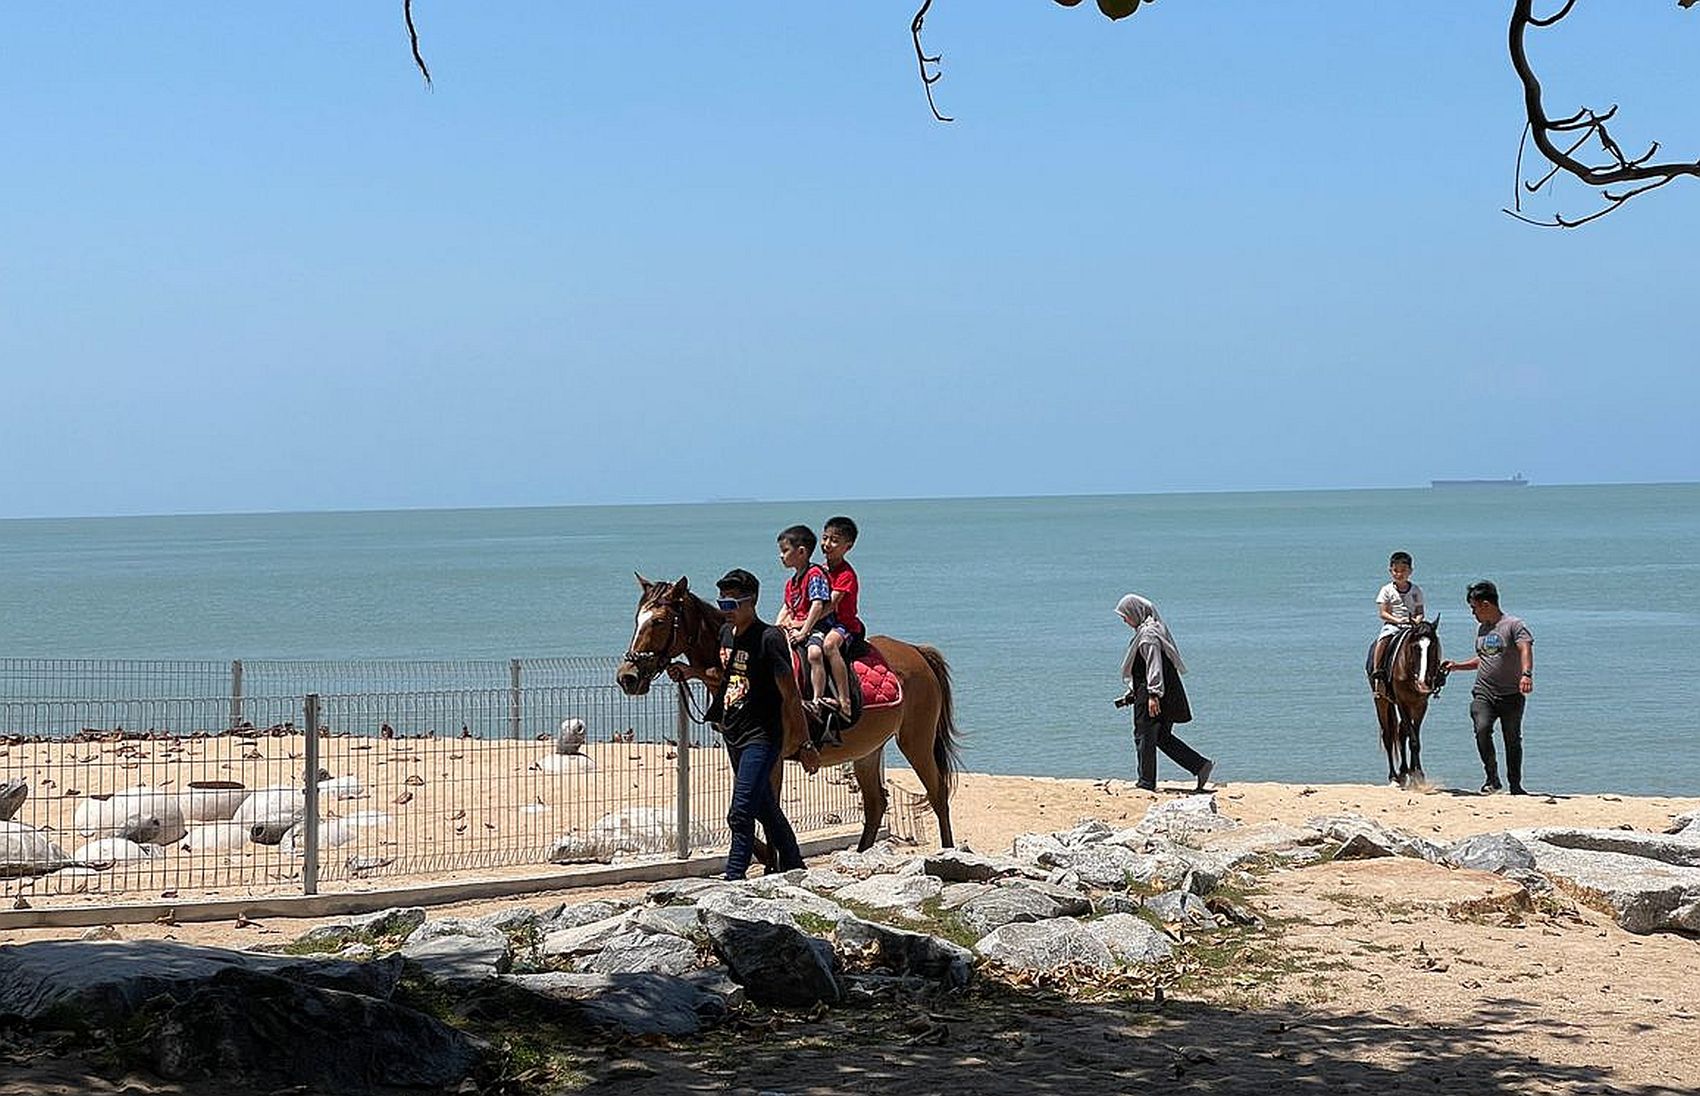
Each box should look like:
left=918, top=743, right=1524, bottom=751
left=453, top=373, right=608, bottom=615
left=626, top=592, right=719, bottom=726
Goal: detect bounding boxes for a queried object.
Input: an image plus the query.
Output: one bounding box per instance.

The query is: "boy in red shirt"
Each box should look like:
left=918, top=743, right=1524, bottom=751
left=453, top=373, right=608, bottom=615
left=814, top=515, right=865, bottom=717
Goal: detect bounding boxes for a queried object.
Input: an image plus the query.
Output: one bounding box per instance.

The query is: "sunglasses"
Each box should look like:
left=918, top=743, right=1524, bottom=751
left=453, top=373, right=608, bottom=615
left=716, top=595, right=753, bottom=612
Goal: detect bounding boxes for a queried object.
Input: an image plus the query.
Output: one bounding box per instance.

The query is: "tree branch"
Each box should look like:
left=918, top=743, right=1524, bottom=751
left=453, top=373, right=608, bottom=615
left=912, top=0, right=953, bottom=123
left=404, top=0, right=432, bottom=88
left=1507, top=0, right=1699, bottom=226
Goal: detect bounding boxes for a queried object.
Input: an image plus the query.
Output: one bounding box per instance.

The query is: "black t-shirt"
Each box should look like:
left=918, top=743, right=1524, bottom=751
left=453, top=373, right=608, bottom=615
left=716, top=620, right=791, bottom=749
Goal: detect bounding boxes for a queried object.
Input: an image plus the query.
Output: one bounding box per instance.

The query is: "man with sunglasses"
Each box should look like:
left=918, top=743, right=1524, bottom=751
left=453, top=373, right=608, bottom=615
left=670, top=568, right=806, bottom=878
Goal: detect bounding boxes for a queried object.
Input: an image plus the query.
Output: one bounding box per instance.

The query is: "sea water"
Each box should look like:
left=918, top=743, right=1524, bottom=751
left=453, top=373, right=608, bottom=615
left=2, top=484, right=1695, bottom=795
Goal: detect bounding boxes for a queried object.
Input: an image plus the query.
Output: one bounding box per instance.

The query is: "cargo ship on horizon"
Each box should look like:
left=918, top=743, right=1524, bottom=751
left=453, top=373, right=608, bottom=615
left=1431, top=473, right=1529, bottom=489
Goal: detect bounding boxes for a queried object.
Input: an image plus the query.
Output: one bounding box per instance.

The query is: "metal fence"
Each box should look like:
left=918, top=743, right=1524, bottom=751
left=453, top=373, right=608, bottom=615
left=0, top=658, right=869, bottom=908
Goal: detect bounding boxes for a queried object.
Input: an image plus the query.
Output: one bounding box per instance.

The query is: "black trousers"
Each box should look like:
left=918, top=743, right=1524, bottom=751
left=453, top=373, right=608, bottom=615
left=1132, top=713, right=1209, bottom=790
left=1470, top=692, right=1526, bottom=789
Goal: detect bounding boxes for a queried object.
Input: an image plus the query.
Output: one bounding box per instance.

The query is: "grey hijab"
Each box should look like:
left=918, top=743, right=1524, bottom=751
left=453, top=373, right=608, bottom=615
left=1117, top=593, right=1187, bottom=681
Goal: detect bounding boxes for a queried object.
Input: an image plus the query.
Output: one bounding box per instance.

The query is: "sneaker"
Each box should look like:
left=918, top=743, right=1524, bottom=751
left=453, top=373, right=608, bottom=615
left=1508, top=785, right=1528, bottom=796
left=1194, top=760, right=1215, bottom=793
left=1480, top=780, right=1503, bottom=795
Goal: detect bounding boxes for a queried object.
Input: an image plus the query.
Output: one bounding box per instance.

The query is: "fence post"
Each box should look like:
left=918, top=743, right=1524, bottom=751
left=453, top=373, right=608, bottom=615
left=229, top=660, right=244, bottom=730
left=509, top=659, right=523, bottom=740
left=675, top=686, right=691, bottom=859
left=303, top=694, right=321, bottom=896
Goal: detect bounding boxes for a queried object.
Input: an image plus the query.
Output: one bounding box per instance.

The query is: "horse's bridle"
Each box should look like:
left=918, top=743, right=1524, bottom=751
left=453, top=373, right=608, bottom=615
left=623, top=595, right=685, bottom=686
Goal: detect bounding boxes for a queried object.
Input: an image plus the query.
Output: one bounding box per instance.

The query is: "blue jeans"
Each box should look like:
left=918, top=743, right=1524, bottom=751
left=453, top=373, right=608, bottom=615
left=723, top=738, right=804, bottom=880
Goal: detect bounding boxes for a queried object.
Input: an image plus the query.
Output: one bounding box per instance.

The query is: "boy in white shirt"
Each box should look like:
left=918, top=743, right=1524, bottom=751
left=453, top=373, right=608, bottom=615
left=1370, top=550, right=1425, bottom=699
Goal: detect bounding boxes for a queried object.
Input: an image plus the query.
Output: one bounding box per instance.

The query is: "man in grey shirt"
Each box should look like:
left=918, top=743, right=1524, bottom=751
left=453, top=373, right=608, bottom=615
left=1441, top=580, right=1535, bottom=795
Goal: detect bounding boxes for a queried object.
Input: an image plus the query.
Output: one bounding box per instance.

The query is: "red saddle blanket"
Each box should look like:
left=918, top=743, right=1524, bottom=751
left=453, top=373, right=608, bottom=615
left=855, top=645, right=902, bottom=710
left=790, top=643, right=903, bottom=710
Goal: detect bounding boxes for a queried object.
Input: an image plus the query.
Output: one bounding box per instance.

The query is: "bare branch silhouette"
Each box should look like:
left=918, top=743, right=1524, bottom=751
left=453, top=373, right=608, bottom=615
left=1506, top=0, right=1699, bottom=226
left=912, top=0, right=953, bottom=123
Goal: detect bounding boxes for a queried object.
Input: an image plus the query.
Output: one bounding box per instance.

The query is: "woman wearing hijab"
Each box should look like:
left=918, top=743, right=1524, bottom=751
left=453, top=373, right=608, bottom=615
left=1116, top=594, right=1214, bottom=793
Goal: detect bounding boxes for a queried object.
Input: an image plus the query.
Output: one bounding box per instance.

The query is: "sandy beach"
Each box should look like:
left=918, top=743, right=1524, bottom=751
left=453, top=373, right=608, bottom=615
left=4, top=766, right=1698, bottom=1093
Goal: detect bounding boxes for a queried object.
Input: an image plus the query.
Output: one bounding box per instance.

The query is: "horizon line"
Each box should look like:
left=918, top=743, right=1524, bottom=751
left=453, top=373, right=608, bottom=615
left=3, top=477, right=1697, bottom=524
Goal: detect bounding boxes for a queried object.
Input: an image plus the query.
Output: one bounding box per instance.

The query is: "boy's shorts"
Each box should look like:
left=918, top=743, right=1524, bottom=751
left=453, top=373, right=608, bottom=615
left=807, top=621, right=867, bottom=657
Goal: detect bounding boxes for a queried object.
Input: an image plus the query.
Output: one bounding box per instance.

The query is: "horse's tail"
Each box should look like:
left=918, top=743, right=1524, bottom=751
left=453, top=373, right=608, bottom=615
left=916, top=644, right=962, bottom=791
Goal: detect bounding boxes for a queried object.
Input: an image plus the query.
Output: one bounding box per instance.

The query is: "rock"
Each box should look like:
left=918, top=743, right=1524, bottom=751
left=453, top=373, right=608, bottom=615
left=144, top=965, right=483, bottom=1090
left=746, top=884, right=853, bottom=926
left=1010, top=832, right=1070, bottom=863
left=1666, top=810, right=1700, bottom=840
left=974, top=919, right=1113, bottom=973
left=629, top=905, right=708, bottom=941
left=958, top=883, right=1090, bottom=936
left=1204, top=895, right=1265, bottom=929
left=683, top=967, right=746, bottom=1010
left=0, top=941, right=404, bottom=1026
left=1093, top=892, right=1143, bottom=916
left=490, top=971, right=729, bottom=1037
left=0, top=779, right=27, bottom=822
left=475, top=905, right=551, bottom=935
left=1137, top=794, right=1238, bottom=840
left=400, top=932, right=510, bottom=985
left=1143, top=890, right=1219, bottom=929
left=1189, top=821, right=1325, bottom=864
left=835, top=916, right=973, bottom=988
left=1083, top=913, right=1173, bottom=964
left=1055, top=819, right=1115, bottom=847
left=831, top=840, right=910, bottom=878
left=834, top=873, right=943, bottom=911
left=646, top=878, right=736, bottom=906
left=923, top=848, right=1037, bottom=883
left=1335, top=833, right=1395, bottom=860
left=798, top=867, right=858, bottom=891
left=294, top=907, right=426, bottom=950
left=1517, top=827, right=1700, bottom=934
left=0, top=821, right=69, bottom=878
left=1035, top=844, right=1154, bottom=890
left=543, top=898, right=632, bottom=930
left=698, top=896, right=841, bottom=1007
left=542, top=913, right=635, bottom=959
left=588, top=807, right=675, bottom=855
left=1444, top=833, right=1538, bottom=875
left=579, top=931, right=702, bottom=976
left=1307, top=814, right=1444, bottom=863
left=547, top=834, right=614, bottom=864
left=938, top=882, right=993, bottom=910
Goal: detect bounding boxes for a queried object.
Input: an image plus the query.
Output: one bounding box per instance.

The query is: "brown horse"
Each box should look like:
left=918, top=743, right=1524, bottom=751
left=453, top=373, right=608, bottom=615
left=1370, top=618, right=1446, bottom=788
left=614, top=574, right=961, bottom=851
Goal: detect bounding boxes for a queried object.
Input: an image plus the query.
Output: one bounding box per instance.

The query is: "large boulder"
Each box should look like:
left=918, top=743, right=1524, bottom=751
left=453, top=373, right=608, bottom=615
left=1517, top=828, right=1700, bottom=934
left=957, top=883, right=1090, bottom=935
left=578, top=931, right=702, bottom=976
left=835, top=916, right=973, bottom=988
left=834, top=872, right=943, bottom=912
left=923, top=848, right=1038, bottom=884
left=145, top=965, right=484, bottom=1090
left=1307, top=814, right=1445, bottom=863
left=400, top=922, right=511, bottom=985
left=0, top=821, right=69, bottom=878
left=1142, top=890, right=1219, bottom=929
left=831, top=840, right=910, bottom=878
left=1136, top=794, right=1238, bottom=841
left=697, top=893, right=840, bottom=1007
left=974, top=920, right=1114, bottom=973
left=1083, top=913, right=1174, bottom=964
left=542, top=913, right=635, bottom=959
left=1443, top=833, right=1538, bottom=875
left=0, top=941, right=403, bottom=1027
left=490, top=971, right=729, bottom=1037
left=293, top=908, right=426, bottom=951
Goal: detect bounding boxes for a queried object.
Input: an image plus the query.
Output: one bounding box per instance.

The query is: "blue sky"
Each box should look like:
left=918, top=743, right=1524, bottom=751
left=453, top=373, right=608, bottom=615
left=2, top=4, right=1696, bottom=517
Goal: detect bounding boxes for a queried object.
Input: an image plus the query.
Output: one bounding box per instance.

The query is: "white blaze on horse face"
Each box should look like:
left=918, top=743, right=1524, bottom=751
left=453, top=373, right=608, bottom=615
left=629, top=608, right=656, bottom=654
left=1415, top=638, right=1431, bottom=692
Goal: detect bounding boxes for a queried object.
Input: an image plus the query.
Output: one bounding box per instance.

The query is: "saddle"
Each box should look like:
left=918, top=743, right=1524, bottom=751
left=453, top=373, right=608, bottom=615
left=791, top=642, right=903, bottom=748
